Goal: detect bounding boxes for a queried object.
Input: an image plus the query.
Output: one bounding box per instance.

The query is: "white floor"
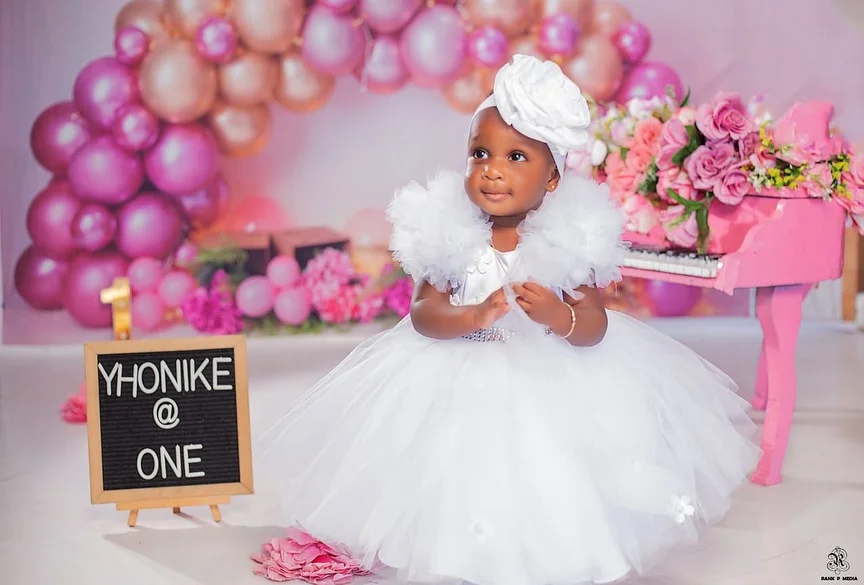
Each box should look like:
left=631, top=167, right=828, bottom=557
left=1, top=317, right=862, bottom=585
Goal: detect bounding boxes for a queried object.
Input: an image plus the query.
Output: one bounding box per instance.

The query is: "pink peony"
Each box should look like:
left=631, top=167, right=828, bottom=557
left=352, top=288, right=385, bottom=323
left=772, top=101, right=843, bottom=165
left=625, top=143, right=654, bottom=174
left=848, top=151, right=864, bottom=188
left=659, top=206, right=699, bottom=248
left=316, top=285, right=357, bottom=324
left=656, top=118, right=690, bottom=170
left=696, top=92, right=757, bottom=141
left=685, top=140, right=738, bottom=191
left=384, top=277, right=413, bottom=318
left=251, top=527, right=371, bottom=584
left=713, top=166, right=751, bottom=205
left=632, top=117, right=663, bottom=152
left=657, top=166, right=696, bottom=202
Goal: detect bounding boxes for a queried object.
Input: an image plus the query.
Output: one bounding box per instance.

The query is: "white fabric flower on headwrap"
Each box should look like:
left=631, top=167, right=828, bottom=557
left=473, top=54, right=592, bottom=172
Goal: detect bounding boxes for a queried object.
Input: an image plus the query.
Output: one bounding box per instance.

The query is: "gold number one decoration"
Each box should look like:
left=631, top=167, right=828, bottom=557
left=99, top=278, right=132, bottom=341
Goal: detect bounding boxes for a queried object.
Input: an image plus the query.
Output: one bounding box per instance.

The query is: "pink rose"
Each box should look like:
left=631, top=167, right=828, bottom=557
left=675, top=106, right=697, bottom=126
left=659, top=205, right=699, bottom=248
left=632, top=117, right=663, bottom=152
left=696, top=92, right=757, bottom=141
left=737, top=131, right=776, bottom=170
left=849, top=151, right=864, bottom=188
left=656, top=118, right=689, bottom=170
left=625, top=143, right=654, bottom=174
left=773, top=101, right=841, bottom=165
left=604, top=151, right=639, bottom=197
left=799, top=163, right=833, bottom=199
left=713, top=166, right=751, bottom=205
left=836, top=179, right=864, bottom=214
left=684, top=140, right=738, bottom=190
left=657, top=166, right=696, bottom=202
left=622, top=196, right=659, bottom=234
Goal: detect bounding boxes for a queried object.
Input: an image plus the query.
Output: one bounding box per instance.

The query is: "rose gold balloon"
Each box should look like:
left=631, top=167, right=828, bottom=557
left=233, top=0, right=305, bottom=54
left=209, top=101, right=272, bottom=157
left=274, top=52, right=335, bottom=113
left=442, top=69, right=494, bottom=114
left=509, top=35, right=544, bottom=60
left=115, top=0, right=171, bottom=45
left=538, top=0, right=594, bottom=30
left=463, top=0, right=535, bottom=38
left=165, top=0, right=229, bottom=38
left=591, top=0, right=632, bottom=38
left=219, top=51, right=278, bottom=106
left=561, top=34, right=622, bottom=101
left=139, top=40, right=218, bottom=123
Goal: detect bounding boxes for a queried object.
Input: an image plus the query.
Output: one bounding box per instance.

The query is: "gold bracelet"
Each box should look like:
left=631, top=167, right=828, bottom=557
left=559, top=303, right=577, bottom=339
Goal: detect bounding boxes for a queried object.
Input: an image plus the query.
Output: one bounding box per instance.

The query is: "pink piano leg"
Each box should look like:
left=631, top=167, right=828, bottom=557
left=752, top=342, right=768, bottom=411
left=750, top=283, right=812, bottom=486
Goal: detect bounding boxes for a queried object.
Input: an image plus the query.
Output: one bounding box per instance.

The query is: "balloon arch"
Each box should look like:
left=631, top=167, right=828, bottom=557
left=16, top=0, right=684, bottom=333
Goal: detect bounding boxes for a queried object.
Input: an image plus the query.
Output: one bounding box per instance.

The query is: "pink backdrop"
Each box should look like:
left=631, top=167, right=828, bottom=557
left=1, top=0, right=860, bottom=343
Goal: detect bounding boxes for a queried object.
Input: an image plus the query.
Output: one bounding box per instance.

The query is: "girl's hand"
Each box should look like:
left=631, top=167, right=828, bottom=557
left=471, top=287, right=510, bottom=329
left=512, top=282, right=571, bottom=329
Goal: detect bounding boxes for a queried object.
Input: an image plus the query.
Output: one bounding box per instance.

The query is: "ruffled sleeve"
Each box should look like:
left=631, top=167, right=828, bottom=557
left=517, top=174, right=627, bottom=292
left=386, top=169, right=491, bottom=292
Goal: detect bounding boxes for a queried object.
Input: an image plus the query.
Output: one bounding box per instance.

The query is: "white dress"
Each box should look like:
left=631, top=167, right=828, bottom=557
left=257, top=170, right=760, bottom=585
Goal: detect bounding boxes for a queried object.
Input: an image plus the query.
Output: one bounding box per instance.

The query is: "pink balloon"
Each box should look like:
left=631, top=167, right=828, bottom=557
left=235, top=276, right=275, bottom=318
left=115, top=26, right=150, bottom=66
left=320, top=0, right=358, bottom=13
left=615, top=60, right=684, bottom=103
left=267, top=255, right=301, bottom=289
left=174, top=240, right=199, bottom=267
left=71, top=203, right=117, bottom=252
left=144, top=123, right=218, bottom=196
left=224, top=196, right=291, bottom=232
left=613, top=21, right=651, bottom=64
left=67, top=135, right=145, bottom=205
left=132, top=291, right=165, bottom=332
left=26, top=180, right=82, bottom=260
left=356, top=35, right=409, bottom=94
left=115, top=191, right=186, bottom=259
left=302, top=6, right=367, bottom=76
left=400, top=6, right=468, bottom=87
left=177, top=173, right=229, bottom=229
left=468, top=26, right=509, bottom=69
left=360, top=0, right=422, bottom=34
left=30, top=102, right=93, bottom=176
left=73, top=57, right=139, bottom=131
left=344, top=207, right=391, bottom=247
left=644, top=281, right=700, bottom=317
left=196, top=16, right=237, bottom=64
left=14, top=246, right=69, bottom=310
left=62, top=250, right=130, bottom=328
left=158, top=270, right=197, bottom=308
left=539, top=14, right=581, bottom=57
left=113, top=103, right=160, bottom=151
left=274, top=287, right=312, bottom=325
left=128, top=256, right=165, bottom=293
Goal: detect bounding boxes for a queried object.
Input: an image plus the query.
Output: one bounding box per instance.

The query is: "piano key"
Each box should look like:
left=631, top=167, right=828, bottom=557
left=622, top=248, right=721, bottom=278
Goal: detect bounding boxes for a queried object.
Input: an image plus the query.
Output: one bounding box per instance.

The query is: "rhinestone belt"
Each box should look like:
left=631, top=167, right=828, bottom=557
left=462, top=326, right=554, bottom=342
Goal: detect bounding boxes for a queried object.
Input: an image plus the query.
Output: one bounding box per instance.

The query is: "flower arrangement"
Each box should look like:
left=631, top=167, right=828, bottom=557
left=181, top=244, right=412, bottom=336
left=570, top=91, right=864, bottom=253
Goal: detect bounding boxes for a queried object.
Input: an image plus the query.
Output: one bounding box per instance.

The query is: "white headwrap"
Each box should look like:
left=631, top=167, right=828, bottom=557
left=470, top=54, right=592, bottom=175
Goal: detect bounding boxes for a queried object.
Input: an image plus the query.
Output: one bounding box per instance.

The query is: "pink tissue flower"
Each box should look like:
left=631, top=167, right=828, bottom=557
left=659, top=205, right=699, bottom=248
left=61, top=383, right=87, bottom=424
left=772, top=101, right=843, bottom=165
left=685, top=140, right=738, bottom=191
left=696, top=92, right=757, bottom=141
left=251, top=527, right=372, bottom=584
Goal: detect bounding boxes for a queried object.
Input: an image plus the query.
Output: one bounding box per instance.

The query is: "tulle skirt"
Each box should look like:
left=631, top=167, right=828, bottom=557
left=256, top=311, right=760, bottom=585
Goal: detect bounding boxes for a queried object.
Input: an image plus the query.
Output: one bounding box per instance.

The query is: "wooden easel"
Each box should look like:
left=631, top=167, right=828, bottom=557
left=118, top=495, right=229, bottom=528
left=95, top=282, right=245, bottom=527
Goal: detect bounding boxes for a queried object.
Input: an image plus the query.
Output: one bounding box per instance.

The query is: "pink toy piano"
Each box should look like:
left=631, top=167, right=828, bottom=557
left=621, top=190, right=846, bottom=486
